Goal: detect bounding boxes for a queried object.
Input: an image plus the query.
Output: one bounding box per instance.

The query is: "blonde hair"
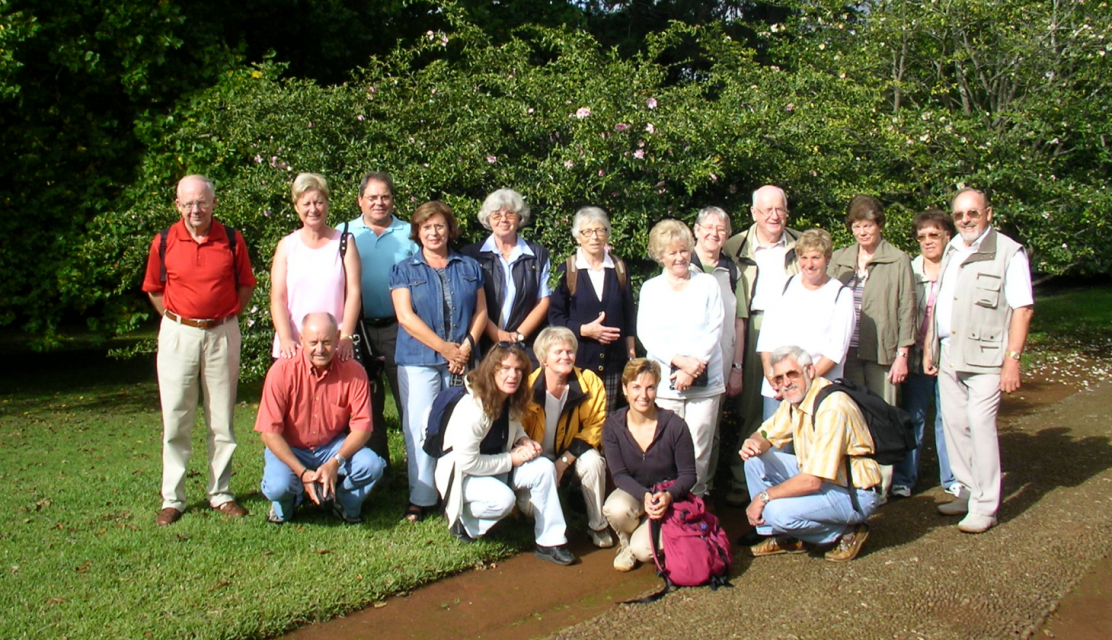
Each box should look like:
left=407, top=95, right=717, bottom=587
left=621, top=358, right=661, bottom=388
left=292, top=172, right=330, bottom=203
left=795, top=228, right=833, bottom=260
left=534, top=326, right=578, bottom=365
left=647, top=219, right=694, bottom=264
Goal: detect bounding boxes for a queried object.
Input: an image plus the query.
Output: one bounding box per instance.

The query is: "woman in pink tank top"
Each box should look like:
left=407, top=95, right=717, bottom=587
left=270, top=173, right=362, bottom=360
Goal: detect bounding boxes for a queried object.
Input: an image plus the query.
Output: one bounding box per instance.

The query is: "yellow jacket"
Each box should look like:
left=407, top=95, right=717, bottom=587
left=522, top=366, right=606, bottom=457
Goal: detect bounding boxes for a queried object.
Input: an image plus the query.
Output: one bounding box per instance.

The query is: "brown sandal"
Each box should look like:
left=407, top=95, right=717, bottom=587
left=404, top=504, right=426, bottom=523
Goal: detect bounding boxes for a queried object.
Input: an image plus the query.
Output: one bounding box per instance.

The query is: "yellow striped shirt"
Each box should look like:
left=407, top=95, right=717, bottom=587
left=761, top=377, right=882, bottom=489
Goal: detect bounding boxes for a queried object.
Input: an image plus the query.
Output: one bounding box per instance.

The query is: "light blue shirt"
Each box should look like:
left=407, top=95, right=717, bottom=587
left=479, top=235, right=552, bottom=328
left=348, top=214, right=419, bottom=318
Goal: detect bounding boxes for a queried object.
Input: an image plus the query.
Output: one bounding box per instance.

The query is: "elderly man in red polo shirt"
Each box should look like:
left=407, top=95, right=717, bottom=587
left=255, top=312, right=386, bottom=524
left=142, top=175, right=256, bottom=526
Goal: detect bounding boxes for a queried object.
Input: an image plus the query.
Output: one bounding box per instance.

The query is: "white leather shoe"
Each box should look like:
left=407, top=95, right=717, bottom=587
left=613, top=545, right=637, bottom=572
left=957, top=513, right=997, bottom=533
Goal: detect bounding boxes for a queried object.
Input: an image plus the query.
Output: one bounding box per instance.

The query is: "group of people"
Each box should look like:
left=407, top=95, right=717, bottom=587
left=142, top=173, right=1033, bottom=570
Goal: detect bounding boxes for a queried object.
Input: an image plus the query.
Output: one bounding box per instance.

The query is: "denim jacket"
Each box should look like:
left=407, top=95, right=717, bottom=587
left=389, top=250, right=484, bottom=366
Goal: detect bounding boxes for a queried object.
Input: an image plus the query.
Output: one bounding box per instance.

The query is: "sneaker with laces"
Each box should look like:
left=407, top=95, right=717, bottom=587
left=749, top=535, right=805, bottom=557
left=267, top=504, right=286, bottom=525
left=891, top=485, right=912, bottom=499
left=613, top=545, right=637, bottom=572
left=825, top=523, right=870, bottom=562
left=588, top=527, right=615, bottom=548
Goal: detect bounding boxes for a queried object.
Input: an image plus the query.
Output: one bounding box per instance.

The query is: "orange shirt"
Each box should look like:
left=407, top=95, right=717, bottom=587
left=254, top=350, right=373, bottom=449
left=142, top=220, right=256, bottom=319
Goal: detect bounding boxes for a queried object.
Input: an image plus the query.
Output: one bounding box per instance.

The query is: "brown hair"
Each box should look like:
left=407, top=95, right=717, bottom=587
left=845, top=194, right=886, bottom=230
left=409, top=200, right=461, bottom=244
left=621, top=358, right=661, bottom=389
left=912, top=208, right=957, bottom=237
left=466, top=344, right=532, bottom=422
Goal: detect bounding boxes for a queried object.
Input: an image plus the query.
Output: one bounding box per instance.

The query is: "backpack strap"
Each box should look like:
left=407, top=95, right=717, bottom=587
left=340, top=221, right=349, bottom=258
left=622, top=516, right=672, bottom=604
left=222, top=222, right=240, bottom=290
left=159, top=227, right=170, bottom=284
left=814, top=382, right=864, bottom=515
left=782, top=273, right=795, bottom=295
left=613, top=254, right=628, bottom=291
left=564, top=254, right=578, bottom=297
left=162, top=223, right=241, bottom=289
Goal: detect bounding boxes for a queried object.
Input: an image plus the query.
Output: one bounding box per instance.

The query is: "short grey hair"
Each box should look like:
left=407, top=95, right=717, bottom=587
left=695, top=206, right=731, bottom=236
left=571, top=206, right=612, bottom=239
left=534, top=326, right=578, bottom=365
left=477, top=188, right=531, bottom=230
left=752, top=184, right=788, bottom=209
left=769, top=345, right=812, bottom=369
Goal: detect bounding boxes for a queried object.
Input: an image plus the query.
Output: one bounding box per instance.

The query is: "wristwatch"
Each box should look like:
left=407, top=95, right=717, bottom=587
left=514, top=331, right=525, bottom=343
left=731, top=362, right=744, bottom=371
left=758, top=491, right=771, bottom=503
left=333, top=454, right=347, bottom=468
left=1006, top=350, right=1022, bottom=361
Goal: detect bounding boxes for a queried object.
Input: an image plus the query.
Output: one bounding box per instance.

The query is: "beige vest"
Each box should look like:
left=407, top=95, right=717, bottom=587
left=937, top=228, right=1024, bottom=373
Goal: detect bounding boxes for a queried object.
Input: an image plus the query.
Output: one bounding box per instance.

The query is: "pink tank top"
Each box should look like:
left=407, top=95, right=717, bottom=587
left=272, top=230, right=346, bottom=356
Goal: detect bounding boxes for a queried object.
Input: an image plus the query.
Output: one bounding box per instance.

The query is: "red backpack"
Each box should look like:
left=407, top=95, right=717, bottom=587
left=627, top=480, right=732, bottom=603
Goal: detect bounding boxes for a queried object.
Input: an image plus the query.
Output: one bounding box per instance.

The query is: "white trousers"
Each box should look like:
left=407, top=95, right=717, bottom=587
left=656, top=395, right=722, bottom=497
left=519, top=449, right=607, bottom=532
left=460, top=456, right=567, bottom=547
left=939, top=342, right=1003, bottom=517
left=156, top=316, right=241, bottom=510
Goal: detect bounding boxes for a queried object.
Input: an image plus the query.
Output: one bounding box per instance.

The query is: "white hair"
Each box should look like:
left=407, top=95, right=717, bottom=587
left=769, top=345, right=812, bottom=368
left=751, top=185, right=788, bottom=209
left=571, top=206, right=612, bottom=239
left=477, top=188, right=531, bottom=231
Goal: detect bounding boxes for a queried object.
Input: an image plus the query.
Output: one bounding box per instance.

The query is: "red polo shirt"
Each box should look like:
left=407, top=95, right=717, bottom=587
left=254, top=349, right=374, bottom=450
left=142, top=220, right=256, bottom=319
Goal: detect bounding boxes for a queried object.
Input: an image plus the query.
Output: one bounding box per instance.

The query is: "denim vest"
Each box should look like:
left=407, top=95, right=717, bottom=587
left=389, top=250, right=484, bottom=366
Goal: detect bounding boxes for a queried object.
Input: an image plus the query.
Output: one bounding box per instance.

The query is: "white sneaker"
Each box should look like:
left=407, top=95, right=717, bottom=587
left=945, top=483, right=964, bottom=497
left=891, top=485, right=912, bottom=498
left=589, top=527, right=615, bottom=548
left=613, top=545, right=636, bottom=572
left=957, top=512, right=997, bottom=533
left=937, top=488, right=969, bottom=516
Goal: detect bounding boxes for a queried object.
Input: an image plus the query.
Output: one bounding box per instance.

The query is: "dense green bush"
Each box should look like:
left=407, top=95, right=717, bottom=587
left=73, top=2, right=1112, bottom=380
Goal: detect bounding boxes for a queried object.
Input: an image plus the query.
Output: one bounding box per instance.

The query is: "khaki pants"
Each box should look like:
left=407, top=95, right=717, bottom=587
left=938, top=342, right=1002, bottom=517
left=156, top=316, right=241, bottom=511
left=843, top=346, right=899, bottom=493
left=602, top=489, right=661, bottom=563
left=730, top=312, right=766, bottom=491
left=656, top=395, right=722, bottom=497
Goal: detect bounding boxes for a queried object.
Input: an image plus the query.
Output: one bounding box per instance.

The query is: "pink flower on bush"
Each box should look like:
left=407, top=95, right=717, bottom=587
left=598, top=169, right=605, bottom=177
left=633, top=149, right=645, bottom=159
left=357, top=114, right=365, bottom=121
left=710, top=173, right=718, bottom=181
left=486, top=156, right=497, bottom=163
left=369, top=86, right=378, bottom=94
left=785, top=103, right=794, bottom=112
left=564, top=160, right=575, bottom=168
left=527, top=108, right=535, bottom=114
left=646, top=97, right=658, bottom=109
left=645, top=123, right=655, bottom=135
left=254, top=155, right=263, bottom=163
left=575, top=107, right=592, bottom=119
left=614, top=123, right=629, bottom=132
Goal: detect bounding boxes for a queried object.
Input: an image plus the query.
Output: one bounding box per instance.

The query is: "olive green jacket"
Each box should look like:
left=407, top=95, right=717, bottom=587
left=722, top=223, right=803, bottom=317
left=828, top=238, right=916, bottom=366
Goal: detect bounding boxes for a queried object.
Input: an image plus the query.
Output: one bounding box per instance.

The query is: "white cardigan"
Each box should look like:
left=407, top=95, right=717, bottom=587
left=434, top=380, right=526, bottom=527
left=637, top=267, right=725, bottom=399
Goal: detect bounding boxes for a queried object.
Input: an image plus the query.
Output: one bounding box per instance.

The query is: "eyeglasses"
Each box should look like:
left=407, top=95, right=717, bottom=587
left=489, top=211, right=519, bottom=222
left=362, top=195, right=392, bottom=202
left=770, top=369, right=803, bottom=387
left=756, top=207, right=787, bottom=217
left=420, top=223, right=447, bottom=232
left=851, top=222, right=879, bottom=232
left=496, top=340, right=522, bottom=348
left=177, top=200, right=212, bottom=210
left=952, top=209, right=984, bottom=221
left=916, top=231, right=945, bottom=242
left=579, top=227, right=609, bottom=238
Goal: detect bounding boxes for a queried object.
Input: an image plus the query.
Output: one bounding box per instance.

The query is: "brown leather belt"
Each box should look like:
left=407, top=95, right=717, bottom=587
left=163, top=310, right=235, bottom=329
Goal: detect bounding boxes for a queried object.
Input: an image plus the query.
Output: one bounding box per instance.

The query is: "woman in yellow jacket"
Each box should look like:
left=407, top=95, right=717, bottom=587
left=522, top=326, right=612, bottom=548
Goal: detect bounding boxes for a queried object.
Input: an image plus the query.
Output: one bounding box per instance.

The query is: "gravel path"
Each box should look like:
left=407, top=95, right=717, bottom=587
left=551, top=383, right=1112, bottom=640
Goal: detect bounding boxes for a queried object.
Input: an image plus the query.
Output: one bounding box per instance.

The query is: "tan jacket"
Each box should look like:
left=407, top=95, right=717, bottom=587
left=828, top=238, right=917, bottom=366
left=934, top=227, right=1025, bottom=373
left=723, top=223, right=803, bottom=316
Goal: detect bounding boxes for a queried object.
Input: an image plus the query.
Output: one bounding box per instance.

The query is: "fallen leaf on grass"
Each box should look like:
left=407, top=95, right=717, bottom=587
left=46, top=597, right=66, bottom=606
left=315, top=549, right=331, bottom=555
left=373, top=601, right=387, bottom=608
left=176, top=533, right=189, bottom=541
left=34, top=499, right=52, bottom=510
left=75, top=561, right=92, bottom=574
left=209, top=580, right=231, bottom=592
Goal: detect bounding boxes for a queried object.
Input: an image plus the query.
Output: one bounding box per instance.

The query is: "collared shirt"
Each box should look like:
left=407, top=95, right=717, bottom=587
left=749, top=235, right=789, bottom=312
left=142, top=220, right=256, bottom=319
left=254, top=349, right=372, bottom=450
left=348, top=214, right=419, bottom=318
left=574, top=247, right=614, bottom=302
left=479, top=235, right=552, bottom=328
left=935, top=227, right=1033, bottom=341
left=389, top=250, right=484, bottom=366
left=762, top=377, right=881, bottom=489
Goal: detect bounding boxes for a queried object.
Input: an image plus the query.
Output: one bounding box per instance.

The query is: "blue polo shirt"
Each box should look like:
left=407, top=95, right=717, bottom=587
left=348, top=214, right=419, bottom=319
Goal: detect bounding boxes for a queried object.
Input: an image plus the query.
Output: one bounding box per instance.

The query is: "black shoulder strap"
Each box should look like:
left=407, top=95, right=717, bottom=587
left=340, top=221, right=349, bottom=258
left=782, top=273, right=795, bottom=295
left=727, top=260, right=739, bottom=292
left=814, top=382, right=863, bottom=515
left=159, top=227, right=170, bottom=284
left=222, top=222, right=240, bottom=290
left=623, top=517, right=671, bottom=604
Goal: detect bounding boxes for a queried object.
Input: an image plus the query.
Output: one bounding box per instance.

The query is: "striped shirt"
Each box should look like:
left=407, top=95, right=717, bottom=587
left=761, top=377, right=882, bottom=489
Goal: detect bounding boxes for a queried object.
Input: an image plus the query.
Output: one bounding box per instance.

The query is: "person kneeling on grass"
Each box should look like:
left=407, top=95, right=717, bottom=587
left=255, top=312, right=386, bottom=524
left=435, top=343, right=576, bottom=566
left=738, top=345, right=880, bottom=562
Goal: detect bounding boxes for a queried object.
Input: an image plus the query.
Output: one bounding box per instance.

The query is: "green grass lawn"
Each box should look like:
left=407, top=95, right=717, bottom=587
left=1027, top=286, right=1112, bottom=353
left=0, top=348, right=536, bottom=639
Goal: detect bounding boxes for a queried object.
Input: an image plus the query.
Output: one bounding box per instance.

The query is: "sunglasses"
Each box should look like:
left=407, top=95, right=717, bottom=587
left=952, top=209, right=984, bottom=221
left=770, top=369, right=804, bottom=387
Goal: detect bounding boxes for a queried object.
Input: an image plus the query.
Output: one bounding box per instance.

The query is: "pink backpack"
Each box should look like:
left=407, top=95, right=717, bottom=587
left=628, top=481, right=732, bottom=603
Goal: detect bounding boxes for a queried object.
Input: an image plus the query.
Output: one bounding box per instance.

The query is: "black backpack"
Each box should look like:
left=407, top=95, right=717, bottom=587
left=423, top=386, right=469, bottom=458
left=159, top=221, right=240, bottom=288
left=814, top=378, right=916, bottom=510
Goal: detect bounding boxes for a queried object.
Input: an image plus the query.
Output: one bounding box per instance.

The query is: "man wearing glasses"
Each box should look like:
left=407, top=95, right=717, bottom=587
left=931, top=188, right=1034, bottom=533
left=142, top=175, right=256, bottom=525
left=722, top=185, right=803, bottom=509
left=738, top=345, right=881, bottom=562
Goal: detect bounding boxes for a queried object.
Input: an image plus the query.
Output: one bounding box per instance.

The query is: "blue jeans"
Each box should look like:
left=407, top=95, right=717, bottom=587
left=745, top=447, right=878, bottom=545
left=897, top=372, right=956, bottom=491
left=762, top=396, right=780, bottom=422
left=398, top=363, right=450, bottom=506
left=261, top=435, right=385, bottom=521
